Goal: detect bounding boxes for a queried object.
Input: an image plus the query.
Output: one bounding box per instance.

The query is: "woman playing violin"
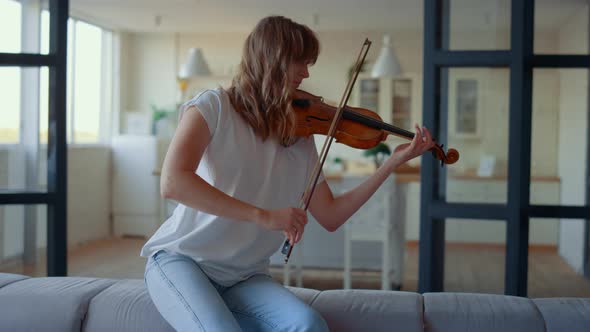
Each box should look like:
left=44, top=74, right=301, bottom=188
left=141, top=15, right=435, bottom=331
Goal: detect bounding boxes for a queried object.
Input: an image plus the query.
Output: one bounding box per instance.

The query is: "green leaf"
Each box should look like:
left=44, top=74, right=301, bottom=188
left=362, top=142, right=391, bottom=157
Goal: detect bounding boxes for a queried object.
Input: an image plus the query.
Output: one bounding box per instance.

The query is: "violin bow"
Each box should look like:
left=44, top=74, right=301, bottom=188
left=281, top=38, right=372, bottom=263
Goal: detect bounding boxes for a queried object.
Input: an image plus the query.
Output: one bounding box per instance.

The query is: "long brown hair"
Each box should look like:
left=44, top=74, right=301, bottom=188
left=227, top=16, right=319, bottom=146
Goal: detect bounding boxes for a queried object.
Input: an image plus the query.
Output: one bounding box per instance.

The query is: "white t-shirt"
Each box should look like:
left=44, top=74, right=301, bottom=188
left=140, top=88, right=324, bottom=286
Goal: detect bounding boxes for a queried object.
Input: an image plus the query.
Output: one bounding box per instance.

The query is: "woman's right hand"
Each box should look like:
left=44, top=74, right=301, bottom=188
left=257, top=207, right=308, bottom=245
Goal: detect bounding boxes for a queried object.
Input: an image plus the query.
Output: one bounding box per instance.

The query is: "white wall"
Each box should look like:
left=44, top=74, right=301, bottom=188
left=0, top=146, right=112, bottom=263
left=557, top=8, right=589, bottom=274
left=66, top=146, right=112, bottom=245
left=123, top=29, right=559, bottom=172
left=118, top=24, right=586, bottom=249
left=120, top=33, right=177, bottom=132
left=121, top=29, right=424, bottom=118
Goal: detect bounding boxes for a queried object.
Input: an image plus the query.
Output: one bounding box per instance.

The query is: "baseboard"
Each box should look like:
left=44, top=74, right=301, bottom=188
left=113, top=215, right=158, bottom=238
left=405, top=240, right=557, bottom=253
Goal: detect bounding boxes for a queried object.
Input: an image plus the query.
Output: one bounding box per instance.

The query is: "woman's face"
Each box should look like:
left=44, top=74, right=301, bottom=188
left=287, top=61, right=310, bottom=91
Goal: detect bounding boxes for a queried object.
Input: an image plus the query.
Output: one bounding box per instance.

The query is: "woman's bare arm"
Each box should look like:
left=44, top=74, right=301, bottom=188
left=160, top=106, right=306, bottom=244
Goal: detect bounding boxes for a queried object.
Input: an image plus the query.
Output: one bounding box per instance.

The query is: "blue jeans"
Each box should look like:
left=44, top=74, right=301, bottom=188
left=144, top=250, right=329, bottom=332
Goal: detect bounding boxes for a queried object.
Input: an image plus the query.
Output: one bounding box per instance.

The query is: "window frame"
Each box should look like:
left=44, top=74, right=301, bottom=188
left=0, top=2, right=117, bottom=146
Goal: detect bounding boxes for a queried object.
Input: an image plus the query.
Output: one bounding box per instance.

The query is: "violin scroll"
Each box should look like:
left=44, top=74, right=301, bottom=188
left=431, top=144, right=459, bottom=166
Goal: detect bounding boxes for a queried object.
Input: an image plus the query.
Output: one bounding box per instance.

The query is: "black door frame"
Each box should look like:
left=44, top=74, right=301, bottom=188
left=0, top=0, right=68, bottom=276
left=420, top=0, right=590, bottom=296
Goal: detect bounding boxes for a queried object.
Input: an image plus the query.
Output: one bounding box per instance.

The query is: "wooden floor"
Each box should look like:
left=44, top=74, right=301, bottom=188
left=2, top=237, right=590, bottom=298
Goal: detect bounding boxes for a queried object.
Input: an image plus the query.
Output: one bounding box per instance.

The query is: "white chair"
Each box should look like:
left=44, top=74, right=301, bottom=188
left=343, top=176, right=405, bottom=290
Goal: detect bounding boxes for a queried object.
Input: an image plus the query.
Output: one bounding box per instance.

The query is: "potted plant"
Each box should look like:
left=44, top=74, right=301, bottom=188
left=150, top=104, right=178, bottom=137
left=363, top=142, right=391, bottom=168
left=332, top=157, right=344, bottom=172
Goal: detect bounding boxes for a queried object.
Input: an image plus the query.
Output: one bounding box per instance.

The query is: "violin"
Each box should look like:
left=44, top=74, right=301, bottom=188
left=291, top=89, right=459, bottom=166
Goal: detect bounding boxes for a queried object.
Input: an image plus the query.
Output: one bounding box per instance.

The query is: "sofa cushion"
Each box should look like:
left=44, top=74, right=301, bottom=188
left=0, top=272, right=29, bottom=288
left=533, top=298, right=590, bottom=332
left=311, top=289, right=423, bottom=332
left=0, top=276, right=116, bottom=332
left=286, top=286, right=321, bottom=305
left=83, top=279, right=174, bottom=332
left=83, top=280, right=420, bottom=332
left=424, top=293, right=545, bottom=332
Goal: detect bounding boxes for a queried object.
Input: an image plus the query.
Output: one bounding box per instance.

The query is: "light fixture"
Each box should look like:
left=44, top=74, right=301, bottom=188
left=371, top=35, right=401, bottom=78
left=177, top=48, right=211, bottom=102
left=178, top=48, right=211, bottom=78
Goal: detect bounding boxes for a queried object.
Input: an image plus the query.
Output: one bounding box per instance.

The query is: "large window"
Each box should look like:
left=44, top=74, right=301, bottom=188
left=41, top=13, right=110, bottom=144
left=0, top=0, right=112, bottom=144
left=0, top=0, right=21, bottom=143
left=71, top=21, right=103, bottom=142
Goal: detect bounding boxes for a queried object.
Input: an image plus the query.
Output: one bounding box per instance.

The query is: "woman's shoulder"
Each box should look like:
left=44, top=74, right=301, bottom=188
left=185, top=87, right=225, bottom=105
left=180, top=87, right=231, bottom=114
left=178, top=88, right=232, bottom=138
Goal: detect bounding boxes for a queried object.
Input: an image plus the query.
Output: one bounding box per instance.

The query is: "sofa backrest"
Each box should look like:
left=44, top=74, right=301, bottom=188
left=1, top=273, right=589, bottom=332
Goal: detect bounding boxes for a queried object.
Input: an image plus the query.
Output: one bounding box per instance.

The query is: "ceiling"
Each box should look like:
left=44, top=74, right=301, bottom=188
left=68, top=0, right=587, bottom=34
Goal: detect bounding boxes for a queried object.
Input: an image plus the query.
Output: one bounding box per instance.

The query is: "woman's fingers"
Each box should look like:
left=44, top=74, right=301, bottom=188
left=391, top=124, right=439, bottom=164
left=294, top=213, right=307, bottom=243
left=422, top=126, right=432, bottom=144
left=422, top=126, right=434, bottom=151
left=283, top=230, right=293, bottom=245
left=286, top=208, right=307, bottom=244
left=410, top=124, right=421, bottom=150
left=415, top=124, right=423, bottom=141
left=408, top=125, right=437, bottom=158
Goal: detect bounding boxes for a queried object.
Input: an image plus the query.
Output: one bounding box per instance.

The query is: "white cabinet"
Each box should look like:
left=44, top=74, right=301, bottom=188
left=350, top=73, right=421, bottom=145
left=111, top=135, right=170, bottom=238
left=270, top=175, right=405, bottom=288
left=339, top=176, right=404, bottom=289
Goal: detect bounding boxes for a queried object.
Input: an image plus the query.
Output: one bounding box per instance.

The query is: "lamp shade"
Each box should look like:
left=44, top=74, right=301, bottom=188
left=178, top=48, right=211, bottom=78
left=371, top=35, right=401, bottom=78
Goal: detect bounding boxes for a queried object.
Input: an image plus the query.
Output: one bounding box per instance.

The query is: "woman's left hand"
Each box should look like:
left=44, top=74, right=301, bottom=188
left=389, top=124, right=436, bottom=166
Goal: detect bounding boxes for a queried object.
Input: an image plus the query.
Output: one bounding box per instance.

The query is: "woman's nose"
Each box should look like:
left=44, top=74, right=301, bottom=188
left=301, top=66, right=309, bottom=78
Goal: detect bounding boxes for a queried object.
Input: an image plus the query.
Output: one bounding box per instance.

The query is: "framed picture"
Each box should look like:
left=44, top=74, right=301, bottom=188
left=450, top=77, right=481, bottom=139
